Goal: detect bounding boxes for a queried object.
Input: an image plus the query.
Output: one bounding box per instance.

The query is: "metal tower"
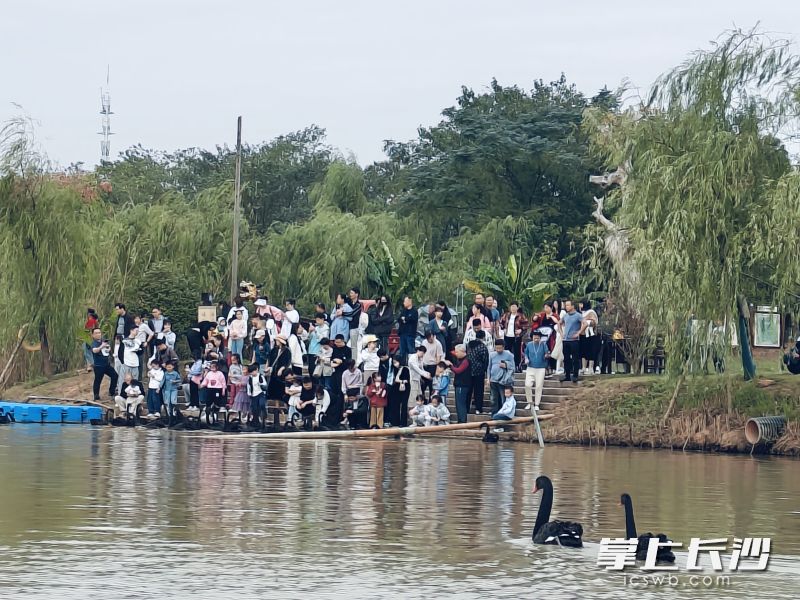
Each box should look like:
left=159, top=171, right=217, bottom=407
left=99, top=67, right=113, bottom=162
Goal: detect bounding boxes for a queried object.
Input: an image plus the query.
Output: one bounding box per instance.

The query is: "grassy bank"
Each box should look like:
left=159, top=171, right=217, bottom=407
left=539, top=367, right=800, bottom=455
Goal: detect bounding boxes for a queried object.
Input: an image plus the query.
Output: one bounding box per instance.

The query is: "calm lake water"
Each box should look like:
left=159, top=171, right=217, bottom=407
left=0, top=426, right=798, bottom=599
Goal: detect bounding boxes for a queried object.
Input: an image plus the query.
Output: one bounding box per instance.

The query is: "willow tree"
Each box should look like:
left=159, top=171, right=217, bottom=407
left=0, top=119, right=103, bottom=376
left=585, top=29, right=800, bottom=382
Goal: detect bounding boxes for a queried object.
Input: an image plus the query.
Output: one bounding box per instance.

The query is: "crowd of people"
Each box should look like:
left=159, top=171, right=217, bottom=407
left=85, top=288, right=610, bottom=429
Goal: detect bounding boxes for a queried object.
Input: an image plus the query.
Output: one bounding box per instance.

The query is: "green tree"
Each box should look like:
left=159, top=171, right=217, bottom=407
left=585, top=28, right=800, bottom=379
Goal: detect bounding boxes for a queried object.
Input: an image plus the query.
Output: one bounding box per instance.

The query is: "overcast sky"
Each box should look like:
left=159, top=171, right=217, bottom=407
left=2, top=0, right=798, bottom=169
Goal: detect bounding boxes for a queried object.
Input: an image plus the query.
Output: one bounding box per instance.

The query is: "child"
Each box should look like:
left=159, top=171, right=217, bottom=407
left=146, top=361, right=164, bottom=418
left=408, top=394, right=427, bottom=427
left=245, top=363, right=267, bottom=425
left=160, top=361, right=182, bottom=419
left=306, top=314, right=330, bottom=376
left=200, top=360, right=227, bottom=414
left=426, top=394, right=451, bottom=426
left=114, top=372, right=144, bottom=419
left=285, top=373, right=303, bottom=423
left=359, top=337, right=380, bottom=388
left=365, top=372, right=387, bottom=428
left=228, top=353, right=244, bottom=406
left=228, top=310, right=247, bottom=357
left=432, top=361, right=452, bottom=401
left=491, top=385, right=517, bottom=432
left=314, top=384, right=331, bottom=427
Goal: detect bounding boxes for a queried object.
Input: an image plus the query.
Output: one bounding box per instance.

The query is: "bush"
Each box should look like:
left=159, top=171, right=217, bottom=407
left=129, top=261, right=202, bottom=337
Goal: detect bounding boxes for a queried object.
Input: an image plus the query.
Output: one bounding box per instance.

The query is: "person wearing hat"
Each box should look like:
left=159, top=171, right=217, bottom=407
left=523, top=330, right=549, bottom=411
left=488, top=338, right=515, bottom=414
left=359, top=335, right=380, bottom=388
left=252, top=328, right=270, bottom=374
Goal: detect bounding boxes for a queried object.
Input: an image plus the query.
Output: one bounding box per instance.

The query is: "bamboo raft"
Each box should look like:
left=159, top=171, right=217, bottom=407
left=211, top=414, right=551, bottom=440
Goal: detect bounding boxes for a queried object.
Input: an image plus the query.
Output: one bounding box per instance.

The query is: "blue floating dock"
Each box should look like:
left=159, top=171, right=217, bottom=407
left=0, top=402, right=102, bottom=424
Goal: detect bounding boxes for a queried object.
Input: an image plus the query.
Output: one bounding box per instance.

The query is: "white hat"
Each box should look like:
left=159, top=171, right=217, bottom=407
left=362, top=334, right=379, bottom=346
left=254, top=299, right=267, bottom=307
left=255, top=329, right=266, bottom=339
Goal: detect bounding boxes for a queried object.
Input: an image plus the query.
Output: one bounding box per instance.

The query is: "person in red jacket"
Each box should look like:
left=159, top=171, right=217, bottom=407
left=366, top=372, right=388, bottom=429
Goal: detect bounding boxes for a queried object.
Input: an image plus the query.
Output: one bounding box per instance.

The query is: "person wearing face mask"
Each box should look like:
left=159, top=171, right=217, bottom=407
left=367, top=295, right=394, bottom=352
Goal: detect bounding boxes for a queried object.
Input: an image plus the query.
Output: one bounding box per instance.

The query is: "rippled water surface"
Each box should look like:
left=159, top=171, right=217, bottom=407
left=0, top=426, right=798, bottom=599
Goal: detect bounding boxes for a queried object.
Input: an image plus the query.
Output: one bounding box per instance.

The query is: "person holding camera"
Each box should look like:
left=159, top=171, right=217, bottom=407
left=90, top=327, right=118, bottom=401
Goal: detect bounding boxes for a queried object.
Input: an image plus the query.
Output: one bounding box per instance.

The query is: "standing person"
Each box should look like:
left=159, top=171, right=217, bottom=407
left=161, top=320, right=176, bottom=350
left=466, top=331, right=489, bottom=415
left=447, top=344, right=472, bottom=423
left=200, top=360, right=227, bottom=415
left=387, top=356, right=410, bottom=427
left=326, top=335, right=350, bottom=426
left=245, top=363, right=267, bottom=426
left=150, top=337, right=179, bottom=368
left=316, top=338, right=334, bottom=392
left=561, top=300, right=587, bottom=383
left=488, top=339, right=515, bottom=414
left=366, top=295, right=394, bottom=352
left=252, top=329, right=271, bottom=374
left=500, top=302, right=528, bottom=372
left=83, top=308, right=99, bottom=371
left=407, top=346, right=430, bottom=405
left=552, top=299, right=567, bottom=375
left=365, top=372, right=388, bottom=428
left=160, top=361, right=182, bottom=420
left=330, top=293, right=351, bottom=343
left=188, top=354, right=203, bottom=409
left=114, top=303, right=136, bottom=339
left=226, top=298, right=249, bottom=329
left=186, top=322, right=205, bottom=362
left=281, top=298, right=300, bottom=338
left=227, top=353, right=244, bottom=405
left=417, top=302, right=434, bottom=341
left=420, top=331, right=443, bottom=400
left=287, top=322, right=305, bottom=377
left=359, top=336, right=380, bottom=388
left=133, top=314, right=152, bottom=380
left=397, top=296, right=418, bottom=362
left=90, top=327, right=118, bottom=402
left=147, top=307, right=165, bottom=351
left=463, top=305, right=492, bottom=345
left=228, top=310, right=247, bottom=358
left=346, top=287, right=363, bottom=360
left=117, top=326, right=141, bottom=391
left=578, top=299, right=600, bottom=376
left=306, top=314, right=329, bottom=372
left=146, top=361, right=164, bottom=418
left=523, top=330, right=548, bottom=411
left=266, top=335, right=291, bottom=400
left=435, top=300, right=458, bottom=352
left=427, top=306, right=449, bottom=355
left=532, top=302, right=560, bottom=375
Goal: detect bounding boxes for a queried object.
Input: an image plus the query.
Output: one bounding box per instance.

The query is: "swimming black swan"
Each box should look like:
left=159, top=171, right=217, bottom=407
left=480, top=423, right=499, bottom=443
left=531, top=475, right=583, bottom=547
left=620, top=493, right=675, bottom=563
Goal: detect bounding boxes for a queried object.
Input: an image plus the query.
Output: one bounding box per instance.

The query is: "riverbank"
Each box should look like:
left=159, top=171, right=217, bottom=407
left=537, top=371, right=800, bottom=455
left=5, top=367, right=800, bottom=455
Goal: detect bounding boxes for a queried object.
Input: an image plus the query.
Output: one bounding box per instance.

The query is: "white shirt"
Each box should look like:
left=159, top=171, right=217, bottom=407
left=280, top=309, right=299, bottom=338
left=227, top=306, right=249, bottom=331
left=288, top=334, right=304, bottom=367
left=122, top=337, right=141, bottom=367
left=249, top=374, right=264, bottom=396
left=505, top=314, right=517, bottom=338
left=148, top=368, right=164, bottom=390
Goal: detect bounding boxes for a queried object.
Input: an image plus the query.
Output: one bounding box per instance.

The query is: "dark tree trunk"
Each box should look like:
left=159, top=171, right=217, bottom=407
left=39, top=324, right=53, bottom=377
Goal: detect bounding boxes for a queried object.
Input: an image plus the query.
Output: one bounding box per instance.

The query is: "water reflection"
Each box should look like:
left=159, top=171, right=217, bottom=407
left=0, top=426, right=798, bottom=598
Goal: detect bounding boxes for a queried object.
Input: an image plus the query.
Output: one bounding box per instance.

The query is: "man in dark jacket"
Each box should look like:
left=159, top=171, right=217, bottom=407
left=114, top=303, right=136, bottom=338
left=397, top=295, right=418, bottom=362
left=346, top=287, right=363, bottom=360
left=466, top=331, right=489, bottom=415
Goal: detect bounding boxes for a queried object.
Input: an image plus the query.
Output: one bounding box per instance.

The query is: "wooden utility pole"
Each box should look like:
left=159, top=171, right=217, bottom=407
left=230, top=116, right=242, bottom=303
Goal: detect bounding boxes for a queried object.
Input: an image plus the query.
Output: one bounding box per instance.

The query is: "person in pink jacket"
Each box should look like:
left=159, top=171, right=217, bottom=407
left=200, top=360, right=227, bottom=414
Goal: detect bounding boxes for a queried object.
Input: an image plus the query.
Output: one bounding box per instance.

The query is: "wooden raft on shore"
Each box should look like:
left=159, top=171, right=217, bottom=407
left=210, top=415, right=551, bottom=441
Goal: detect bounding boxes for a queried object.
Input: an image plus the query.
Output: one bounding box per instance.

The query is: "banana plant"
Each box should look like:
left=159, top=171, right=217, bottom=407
left=464, top=253, right=557, bottom=313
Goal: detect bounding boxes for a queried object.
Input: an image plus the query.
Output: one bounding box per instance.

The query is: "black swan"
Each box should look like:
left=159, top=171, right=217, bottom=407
left=531, top=475, right=583, bottom=547
left=480, top=423, right=499, bottom=443
left=620, top=493, right=675, bottom=563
